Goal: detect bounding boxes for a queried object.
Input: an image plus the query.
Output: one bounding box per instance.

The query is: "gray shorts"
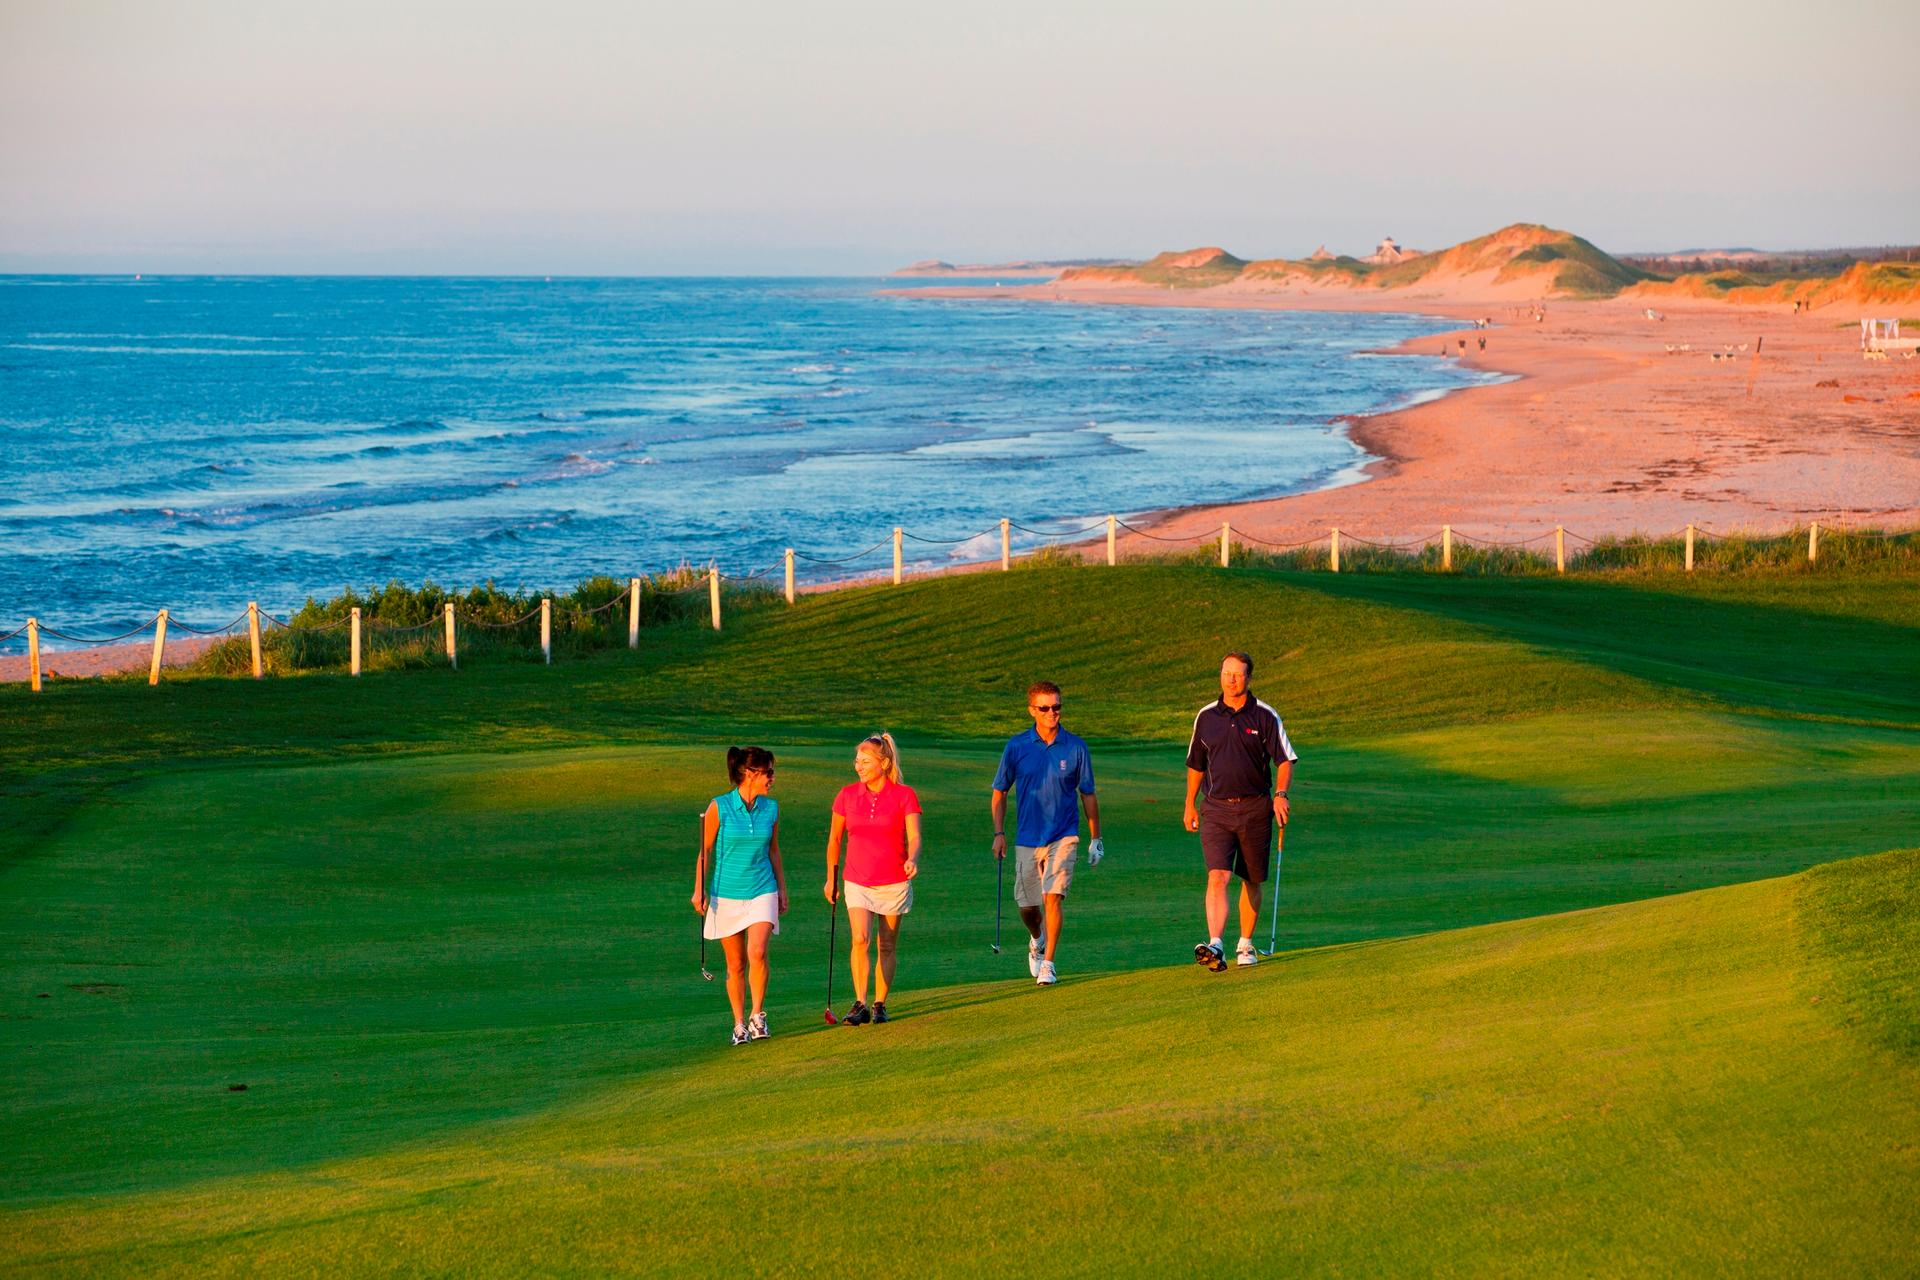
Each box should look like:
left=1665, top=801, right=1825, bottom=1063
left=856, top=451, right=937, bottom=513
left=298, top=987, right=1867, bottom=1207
left=1014, top=837, right=1078, bottom=909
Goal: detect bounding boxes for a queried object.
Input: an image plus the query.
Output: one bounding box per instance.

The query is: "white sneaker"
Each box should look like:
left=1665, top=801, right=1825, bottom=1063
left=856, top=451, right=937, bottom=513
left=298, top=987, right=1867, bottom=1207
left=1036, top=959, right=1057, bottom=986
left=1028, top=934, right=1042, bottom=978
left=747, top=1011, right=769, bottom=1040
left=1236, top=942, right=1258, bottom=967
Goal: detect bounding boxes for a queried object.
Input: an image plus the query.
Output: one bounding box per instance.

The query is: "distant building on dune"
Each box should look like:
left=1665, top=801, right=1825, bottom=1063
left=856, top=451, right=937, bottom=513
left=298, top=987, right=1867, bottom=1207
left=1363, top=236, right=1422, bottom=265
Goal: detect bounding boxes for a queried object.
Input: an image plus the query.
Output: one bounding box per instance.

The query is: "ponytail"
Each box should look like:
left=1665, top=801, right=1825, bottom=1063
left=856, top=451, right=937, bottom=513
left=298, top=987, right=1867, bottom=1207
left=863, top=732, right=903, bottom=784
left=727, top=745, right=775, bottom=784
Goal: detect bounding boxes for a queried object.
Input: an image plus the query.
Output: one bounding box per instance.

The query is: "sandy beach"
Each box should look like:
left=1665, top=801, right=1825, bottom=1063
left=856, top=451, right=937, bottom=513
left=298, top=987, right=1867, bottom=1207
left=901, top=283, right=1920, bottom=553
left=10, top=285, right=1916, bottom=685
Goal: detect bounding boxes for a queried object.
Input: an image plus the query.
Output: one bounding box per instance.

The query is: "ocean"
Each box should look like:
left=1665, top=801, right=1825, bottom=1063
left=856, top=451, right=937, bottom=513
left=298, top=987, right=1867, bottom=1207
left=0, top=276, right=1497, bottom=646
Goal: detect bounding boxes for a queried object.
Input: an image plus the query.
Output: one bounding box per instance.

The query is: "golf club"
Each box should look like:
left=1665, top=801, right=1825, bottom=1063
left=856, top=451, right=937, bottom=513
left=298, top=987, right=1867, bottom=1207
left=823, top=865, right=841, bottom=1024
left=992, top=842, right=1004, bottom=953
left=697, top=812, right=714, bottom=981
left=1259, top=822, right=1285, bottom=957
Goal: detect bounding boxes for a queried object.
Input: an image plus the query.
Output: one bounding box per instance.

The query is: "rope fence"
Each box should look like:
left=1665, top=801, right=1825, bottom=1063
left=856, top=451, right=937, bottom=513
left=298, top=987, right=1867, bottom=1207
left=6, top=515, right=1915, bottom=691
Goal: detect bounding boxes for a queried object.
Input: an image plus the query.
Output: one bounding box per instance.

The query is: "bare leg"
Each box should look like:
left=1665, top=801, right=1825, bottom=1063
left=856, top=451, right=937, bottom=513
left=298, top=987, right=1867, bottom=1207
left=1238, top=878, right=1262, bottom=941
left=874, top=914, right=901, bottom=1002
left=719, top=932, right=747, bottom=1025
left=1018, top=904, right=1044, bottom=944
left=1205, top=869, right=1233, bottom=940
left=1042, top=893, right=1064, bottom=961
left=745, top=922, right=772, bottom=1017
left=847, top=906, right=873, bottom=1004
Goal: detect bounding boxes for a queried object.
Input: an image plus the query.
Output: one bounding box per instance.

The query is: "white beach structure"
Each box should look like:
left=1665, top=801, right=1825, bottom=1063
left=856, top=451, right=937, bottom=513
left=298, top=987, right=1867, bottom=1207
left=1860, top=318, right=1920, bottom=357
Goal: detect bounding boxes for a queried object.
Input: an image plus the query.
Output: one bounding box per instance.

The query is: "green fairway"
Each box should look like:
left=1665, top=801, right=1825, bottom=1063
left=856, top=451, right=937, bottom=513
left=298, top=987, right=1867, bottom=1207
left=3, top=564, right=1917, bottom=1272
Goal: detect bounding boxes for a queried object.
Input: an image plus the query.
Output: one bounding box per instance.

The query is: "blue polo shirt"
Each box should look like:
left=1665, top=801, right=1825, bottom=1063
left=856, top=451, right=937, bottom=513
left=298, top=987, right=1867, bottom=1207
left=992, top=727, right=1095, bottom=846
left=710, top=790, right=778, bottom=900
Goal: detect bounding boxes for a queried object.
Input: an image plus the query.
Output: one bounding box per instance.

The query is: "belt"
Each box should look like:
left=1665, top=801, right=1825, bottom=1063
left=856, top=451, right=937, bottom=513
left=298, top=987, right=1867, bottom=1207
left=1208, top=795, right=1267, bottom=804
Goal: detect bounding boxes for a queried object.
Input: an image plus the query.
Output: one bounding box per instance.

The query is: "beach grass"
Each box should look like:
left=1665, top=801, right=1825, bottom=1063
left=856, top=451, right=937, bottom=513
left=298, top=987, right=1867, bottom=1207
left=2, top=563, right=1917, bottom=1272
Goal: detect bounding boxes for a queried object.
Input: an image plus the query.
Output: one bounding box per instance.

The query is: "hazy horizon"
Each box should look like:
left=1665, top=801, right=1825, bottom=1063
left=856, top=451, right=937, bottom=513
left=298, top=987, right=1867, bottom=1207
left=4, top=0, right=1916, bottom=275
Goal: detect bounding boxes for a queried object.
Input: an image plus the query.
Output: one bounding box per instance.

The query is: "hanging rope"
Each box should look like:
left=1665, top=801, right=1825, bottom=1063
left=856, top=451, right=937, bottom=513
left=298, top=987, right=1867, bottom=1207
left=35, top=614, right=163, bottom=646
left=792, top=537, right=889, bottom=565
left=1114, top=517, right=1216, bottom=544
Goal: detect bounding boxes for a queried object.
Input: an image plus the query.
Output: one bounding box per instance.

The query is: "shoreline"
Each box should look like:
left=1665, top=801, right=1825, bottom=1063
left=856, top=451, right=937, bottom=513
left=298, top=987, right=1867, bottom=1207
left=897, top=283, right=1920, bottom=553
left=8, top=286, right=1917, bottom=683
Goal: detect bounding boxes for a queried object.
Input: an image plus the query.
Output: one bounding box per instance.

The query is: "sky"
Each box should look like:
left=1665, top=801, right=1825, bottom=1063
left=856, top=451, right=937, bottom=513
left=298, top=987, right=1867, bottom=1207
left=2, top=0, right=1916, bottom=275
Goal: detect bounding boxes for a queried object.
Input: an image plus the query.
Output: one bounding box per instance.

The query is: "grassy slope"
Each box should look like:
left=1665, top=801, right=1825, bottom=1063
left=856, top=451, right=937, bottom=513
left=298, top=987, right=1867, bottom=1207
left=3, top=566, right=1918, bottom=1271
left=7, top=850, right=1916, bottom=1275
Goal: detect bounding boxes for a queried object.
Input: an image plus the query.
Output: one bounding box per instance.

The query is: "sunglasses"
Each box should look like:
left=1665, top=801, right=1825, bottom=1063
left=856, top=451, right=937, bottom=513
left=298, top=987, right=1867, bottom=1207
left=1030, top=703, right=1062, bottom=714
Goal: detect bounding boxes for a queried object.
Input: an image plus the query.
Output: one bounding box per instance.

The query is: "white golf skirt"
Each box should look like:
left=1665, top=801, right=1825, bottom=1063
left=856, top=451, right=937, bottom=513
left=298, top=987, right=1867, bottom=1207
left=844, top=879, right=913, bottom=916
left=705, top=891, right=781, bottom=940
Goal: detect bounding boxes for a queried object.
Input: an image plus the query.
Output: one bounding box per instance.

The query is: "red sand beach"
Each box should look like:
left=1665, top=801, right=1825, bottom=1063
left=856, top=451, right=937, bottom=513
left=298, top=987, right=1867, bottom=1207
left=9, top=285, right=1916, bottom=683
left=900, top=283, right=1920, bottom=553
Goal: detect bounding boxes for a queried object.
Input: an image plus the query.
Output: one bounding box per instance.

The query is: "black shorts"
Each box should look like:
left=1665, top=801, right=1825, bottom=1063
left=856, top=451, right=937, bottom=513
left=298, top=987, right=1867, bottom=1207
left=1201, top=796, right=1272, bottom=883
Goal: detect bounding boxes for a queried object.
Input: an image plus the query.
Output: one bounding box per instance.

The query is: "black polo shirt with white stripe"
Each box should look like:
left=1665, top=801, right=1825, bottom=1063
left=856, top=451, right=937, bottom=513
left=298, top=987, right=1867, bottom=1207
left=1185, top=692, right=1298, bottom=800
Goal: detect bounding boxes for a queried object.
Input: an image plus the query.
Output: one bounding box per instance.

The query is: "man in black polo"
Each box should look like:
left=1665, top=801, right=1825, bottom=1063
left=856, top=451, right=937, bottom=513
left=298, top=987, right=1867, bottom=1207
left=1183, top=650, right=1297, bottom=972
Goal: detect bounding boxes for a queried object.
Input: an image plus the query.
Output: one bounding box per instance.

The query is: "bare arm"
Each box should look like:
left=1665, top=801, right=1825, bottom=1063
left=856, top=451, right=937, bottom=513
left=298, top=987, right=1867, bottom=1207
left=1274, top=760, right=1293, bottom=827
left=990, top=789, right=1008, bottom=859
left=692, top=801, right=719, bottom=913
left=1081, top=792, right=1101, bottom=841
left=769, top=821, right=787, bottom=913
left=824, top=813, right=846, bottom=902
left=1183, top=767, right=1205, bottom=832
left=904, top=812, right=923, bottom=878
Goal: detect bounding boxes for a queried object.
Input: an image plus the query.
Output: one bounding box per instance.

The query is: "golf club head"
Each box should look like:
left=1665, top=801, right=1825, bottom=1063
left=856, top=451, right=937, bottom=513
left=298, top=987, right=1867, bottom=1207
left=990, top=943, right=1000, bottom=954
left=822, top=1008, right=838, bottom=1025
left=700, top=967, right=714, bottom=982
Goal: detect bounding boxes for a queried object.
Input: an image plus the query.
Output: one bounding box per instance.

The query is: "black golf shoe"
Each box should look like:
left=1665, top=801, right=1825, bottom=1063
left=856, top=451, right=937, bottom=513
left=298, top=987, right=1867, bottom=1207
left=843, top=1000, right=871, bottom=1026
left=872, top=1002, right=888, bottom=1024
left=1194, top=941, right=1227, bottom=972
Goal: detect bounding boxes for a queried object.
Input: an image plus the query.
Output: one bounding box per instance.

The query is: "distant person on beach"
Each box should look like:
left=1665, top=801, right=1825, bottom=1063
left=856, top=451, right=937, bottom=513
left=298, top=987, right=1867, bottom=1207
left=693, top=746, right=787, bottom=1045
left=824, top=732, right=922, bottom=1025
left=992, top=681, right=1103, bottom=986
left=1184, top=652, right=1297, bottom=972
left=1478, top=335, right=1487, bottom=351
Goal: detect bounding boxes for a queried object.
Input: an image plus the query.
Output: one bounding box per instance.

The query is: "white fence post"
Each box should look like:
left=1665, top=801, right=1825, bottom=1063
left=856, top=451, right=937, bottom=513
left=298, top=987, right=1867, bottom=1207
left=247, top=602, right=263, bottom=678
left=709, top=569, right=722, bottom=631
left=149, top=609, right=168, bottom=686
left=1809, top=521, right=1819, bottom=564
left=1330, top=529, right=1341, bottom=574
left=1220, top=522, right=1231, bottom=568
left=541, top=597, right=552, bottom=665
left=784, top=551, right=795, bottom=605
left=445, top=602, right=458, bottom=670
left=893, top=527, right=903, bottom=585
left=628, top=578, right=641, bottom=648
left=349, top=607, right=361, bottom=676
left=26, top=618, right=40, bottom=693
left=1442, top=525, right=1452, bottom=570
left=1000, top=519, right=1010, bottom=571
left=1107, top=515, right=1117, bottom=566
left=1685, top=524, right=1695, bottom=572
left=1556, top=526, right=1566, bottom=574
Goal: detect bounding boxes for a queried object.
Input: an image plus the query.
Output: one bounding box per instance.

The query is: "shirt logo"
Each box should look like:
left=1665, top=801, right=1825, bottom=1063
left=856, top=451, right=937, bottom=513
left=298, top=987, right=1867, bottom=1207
left=1059, top=760, right=1070, bottom=771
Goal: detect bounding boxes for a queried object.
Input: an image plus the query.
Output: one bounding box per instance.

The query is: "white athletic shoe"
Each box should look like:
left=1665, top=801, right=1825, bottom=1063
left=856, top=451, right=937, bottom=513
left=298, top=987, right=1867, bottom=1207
left=1028, top=934, right=1042, bottom=978
left=1236, top=942, right=1258, bottom=967
left=747, top=1011, right=769, bottom=1040
left=1036, top=960, right=1058, bottom=986
left=730, top=1022, right=749, bottom=1046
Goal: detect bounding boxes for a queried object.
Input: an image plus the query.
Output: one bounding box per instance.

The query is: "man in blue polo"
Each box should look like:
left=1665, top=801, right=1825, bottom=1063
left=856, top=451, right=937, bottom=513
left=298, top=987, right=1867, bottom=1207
left=991, top=680, right=1103, bottom=986
left=1184, top=651, right=1296, bottom=972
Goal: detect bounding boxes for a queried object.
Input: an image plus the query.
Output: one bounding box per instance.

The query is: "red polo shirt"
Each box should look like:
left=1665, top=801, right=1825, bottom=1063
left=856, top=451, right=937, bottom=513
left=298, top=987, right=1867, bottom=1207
left=833, top=779, right=922, bottom=887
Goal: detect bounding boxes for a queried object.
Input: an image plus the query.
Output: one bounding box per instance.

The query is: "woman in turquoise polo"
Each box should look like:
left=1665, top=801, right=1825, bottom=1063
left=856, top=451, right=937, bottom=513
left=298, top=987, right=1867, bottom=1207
left=692, top=745, right=788, bottom=1045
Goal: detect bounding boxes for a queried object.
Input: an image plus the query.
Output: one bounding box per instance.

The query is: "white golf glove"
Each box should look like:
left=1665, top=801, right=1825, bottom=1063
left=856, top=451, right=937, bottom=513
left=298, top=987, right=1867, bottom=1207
left=1088, top=837, right=1105, bottom=867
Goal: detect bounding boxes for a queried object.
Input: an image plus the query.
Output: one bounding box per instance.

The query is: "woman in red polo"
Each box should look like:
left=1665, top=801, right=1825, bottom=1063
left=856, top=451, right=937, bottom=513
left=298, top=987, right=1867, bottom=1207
left=824, top=732, right=922, bottom=1026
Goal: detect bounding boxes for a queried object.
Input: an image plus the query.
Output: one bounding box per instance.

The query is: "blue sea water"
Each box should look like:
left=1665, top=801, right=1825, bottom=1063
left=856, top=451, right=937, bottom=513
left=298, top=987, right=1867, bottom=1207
left=0, top=276, right=1497, bottom=646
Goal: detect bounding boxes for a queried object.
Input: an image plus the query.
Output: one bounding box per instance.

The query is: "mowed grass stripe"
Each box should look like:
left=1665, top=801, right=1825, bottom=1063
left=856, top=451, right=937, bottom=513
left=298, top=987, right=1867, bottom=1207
left=6, top=717, right=1918, bottom=1201
left=6, top=853, right=1915, bottom=1276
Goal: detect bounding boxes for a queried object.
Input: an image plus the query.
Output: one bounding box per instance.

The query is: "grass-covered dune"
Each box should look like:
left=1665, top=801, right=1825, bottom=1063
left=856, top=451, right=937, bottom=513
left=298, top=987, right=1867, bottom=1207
left=3, top=564, right=1917, bottom=1273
